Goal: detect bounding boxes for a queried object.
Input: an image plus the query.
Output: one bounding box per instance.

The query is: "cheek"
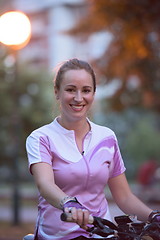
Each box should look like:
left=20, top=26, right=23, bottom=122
left=59, top=94, right=71, bottom=105
left=88, top=94, right=95, bottom=103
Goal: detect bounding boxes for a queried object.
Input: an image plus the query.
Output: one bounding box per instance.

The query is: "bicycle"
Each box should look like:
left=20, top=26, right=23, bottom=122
left=23, top=212, right=160, bottom=240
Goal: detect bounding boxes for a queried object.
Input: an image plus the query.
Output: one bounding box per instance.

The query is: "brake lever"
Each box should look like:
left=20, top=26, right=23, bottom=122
left=87, top=216, right=117, bottom=237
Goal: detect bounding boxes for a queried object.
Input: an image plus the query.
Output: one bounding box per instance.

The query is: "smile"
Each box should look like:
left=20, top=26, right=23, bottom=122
left=70, top=104, right=85, bottom=111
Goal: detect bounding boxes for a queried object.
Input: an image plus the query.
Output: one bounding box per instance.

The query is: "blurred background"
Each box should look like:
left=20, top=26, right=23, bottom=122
left=0, top=0, right=160, bottom=239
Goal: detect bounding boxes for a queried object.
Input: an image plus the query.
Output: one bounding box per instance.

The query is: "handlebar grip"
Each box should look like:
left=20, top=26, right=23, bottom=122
left=61, top=212, right=94, bottom=224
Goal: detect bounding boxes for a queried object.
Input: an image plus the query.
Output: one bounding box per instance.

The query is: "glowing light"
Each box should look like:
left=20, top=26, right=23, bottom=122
left=0, top=11, right=31, bottom=49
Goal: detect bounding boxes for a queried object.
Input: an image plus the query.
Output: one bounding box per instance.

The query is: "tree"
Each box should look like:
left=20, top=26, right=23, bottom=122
left=125, top=118, right=160, bottom=166
left=68, top=0, right=160, bottom=111
left=0, top=46, right=56, bottom=225
left=0, top=46, right=55, bottom=169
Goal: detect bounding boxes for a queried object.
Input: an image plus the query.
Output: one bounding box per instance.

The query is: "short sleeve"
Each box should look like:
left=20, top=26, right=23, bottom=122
left=109, top=135, right=126, bottom=178
left=26, top=132, right=53, bottom=173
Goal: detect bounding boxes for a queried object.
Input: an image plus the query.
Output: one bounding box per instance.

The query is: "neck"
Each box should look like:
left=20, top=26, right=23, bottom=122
left=57, top=117, right=90, bottom=135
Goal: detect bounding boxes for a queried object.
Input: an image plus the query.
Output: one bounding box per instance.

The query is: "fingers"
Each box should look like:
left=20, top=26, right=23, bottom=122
left=63, top=207, right=75, bottom=222
left=64, top=207, right=90, bottom=229
left=80, top=209, right=90, bottom=230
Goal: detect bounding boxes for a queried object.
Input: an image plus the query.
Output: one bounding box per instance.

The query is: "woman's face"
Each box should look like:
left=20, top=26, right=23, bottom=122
left=55, top=69, right=95, bottom=123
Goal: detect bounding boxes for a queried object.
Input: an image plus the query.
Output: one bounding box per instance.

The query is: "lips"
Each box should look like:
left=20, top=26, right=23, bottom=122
left=70, top=104, right=85, bottom=111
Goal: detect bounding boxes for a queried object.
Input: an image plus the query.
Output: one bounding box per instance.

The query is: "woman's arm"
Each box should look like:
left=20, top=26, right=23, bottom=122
left=31, top=162, right=67, bottom=209
left=31, top=162, right=90, bottom=228
left=108, top=173, right=152, bottom=221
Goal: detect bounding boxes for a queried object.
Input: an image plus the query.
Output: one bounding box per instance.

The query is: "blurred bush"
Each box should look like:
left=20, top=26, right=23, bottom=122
left=0, top=48, right=58, bottom=181
left=125, top=118, right=160, bottom=167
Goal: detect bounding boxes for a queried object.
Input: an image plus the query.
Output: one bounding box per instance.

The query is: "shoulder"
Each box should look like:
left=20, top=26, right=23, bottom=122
left=26, top=121, right=55, bottom=142
left=90, top=120, right=116, bottom=139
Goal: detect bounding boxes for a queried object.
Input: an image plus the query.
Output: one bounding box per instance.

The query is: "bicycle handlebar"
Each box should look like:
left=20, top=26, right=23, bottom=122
left=61, top=212, right=118, bottom=238
left=61, top=212, right=160, bottom=240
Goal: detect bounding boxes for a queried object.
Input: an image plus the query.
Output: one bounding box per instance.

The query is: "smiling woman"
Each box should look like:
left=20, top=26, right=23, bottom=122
left=25, top=58, right=156, bottom=240
left=54, top=68, right=95, bottom=128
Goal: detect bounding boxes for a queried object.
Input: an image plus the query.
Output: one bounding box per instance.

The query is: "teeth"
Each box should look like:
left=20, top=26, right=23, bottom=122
left=71, top=105, right=83, bottom=110
left=73, top=106, right=82, bottom=108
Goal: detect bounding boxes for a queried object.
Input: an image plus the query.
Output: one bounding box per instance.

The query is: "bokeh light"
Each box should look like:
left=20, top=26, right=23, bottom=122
left=0, top=11, right=31, bottom=49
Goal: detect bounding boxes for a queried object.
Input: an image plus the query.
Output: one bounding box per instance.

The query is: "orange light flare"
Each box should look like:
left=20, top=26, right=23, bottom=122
left=0, top=11, right=31, bottom=50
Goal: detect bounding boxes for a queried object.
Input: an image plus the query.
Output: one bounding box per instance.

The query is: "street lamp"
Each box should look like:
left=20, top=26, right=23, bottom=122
left=0, top=11, right=31, bottom=49
left=0, top=11, right=31, bottom=224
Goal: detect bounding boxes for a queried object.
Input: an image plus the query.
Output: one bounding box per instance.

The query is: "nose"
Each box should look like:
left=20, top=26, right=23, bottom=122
left=74, top=91, right=83, bottom=102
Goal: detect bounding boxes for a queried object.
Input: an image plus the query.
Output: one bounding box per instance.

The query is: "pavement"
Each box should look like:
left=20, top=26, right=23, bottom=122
left=0, top=205, right=37, bottom=223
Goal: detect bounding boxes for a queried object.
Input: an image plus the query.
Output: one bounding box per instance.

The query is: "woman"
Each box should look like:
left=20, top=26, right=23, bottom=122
left=26, top=58, right=158, bottom=240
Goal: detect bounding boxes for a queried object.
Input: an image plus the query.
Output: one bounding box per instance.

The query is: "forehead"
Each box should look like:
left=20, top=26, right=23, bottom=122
left=62, top=69, right=93, bottom=86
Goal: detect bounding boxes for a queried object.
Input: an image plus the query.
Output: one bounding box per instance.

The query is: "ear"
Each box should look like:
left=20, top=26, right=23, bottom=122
left=54, top=86, right=59, bottom=100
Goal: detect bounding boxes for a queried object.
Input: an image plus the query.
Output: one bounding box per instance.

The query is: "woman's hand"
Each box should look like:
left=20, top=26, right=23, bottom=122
left=62, top=197, right=91, bottom=229
left=64, top=207, right=90, bottom=230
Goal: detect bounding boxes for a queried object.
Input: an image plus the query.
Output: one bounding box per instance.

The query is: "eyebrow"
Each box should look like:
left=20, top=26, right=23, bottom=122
left=65, top=85, right=92, bottom=88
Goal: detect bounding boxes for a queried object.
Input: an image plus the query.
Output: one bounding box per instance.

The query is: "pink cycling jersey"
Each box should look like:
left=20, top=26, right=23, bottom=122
left=26, top=117, right=126, bottom=239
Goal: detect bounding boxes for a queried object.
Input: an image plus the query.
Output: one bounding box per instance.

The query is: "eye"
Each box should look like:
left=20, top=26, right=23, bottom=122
left=66, top=88, right=75, bottom=92
left=83, top=88, right=92, bottom=93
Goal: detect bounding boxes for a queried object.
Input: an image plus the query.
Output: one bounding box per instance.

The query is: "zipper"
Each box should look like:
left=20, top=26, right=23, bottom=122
left=81, top=131, right=92, bottom=188
left=73, top=130, right=91, bottom=188
left=82, top=154, right=90, bottom=189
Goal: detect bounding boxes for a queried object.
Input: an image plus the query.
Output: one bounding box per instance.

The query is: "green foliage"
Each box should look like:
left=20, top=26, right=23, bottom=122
left=0, top=48, right=57, bottom=168
left=125, top=118, right=160, bottom=166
